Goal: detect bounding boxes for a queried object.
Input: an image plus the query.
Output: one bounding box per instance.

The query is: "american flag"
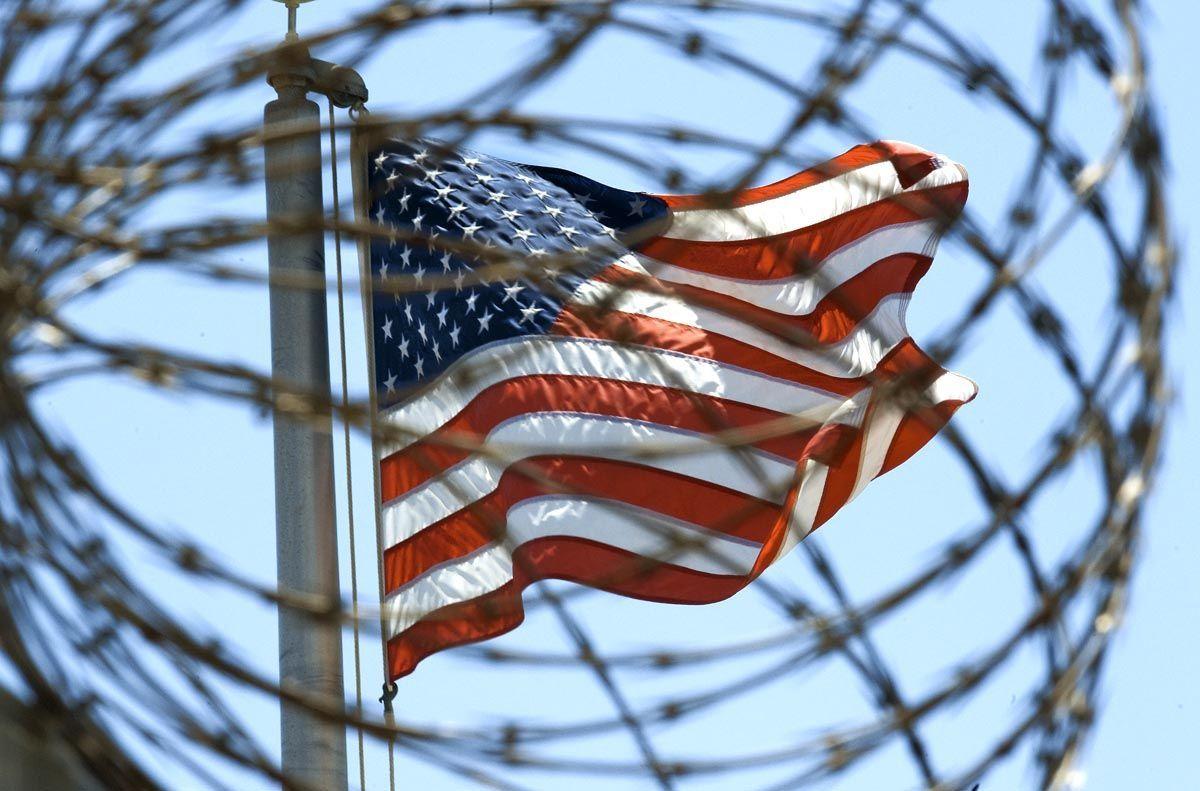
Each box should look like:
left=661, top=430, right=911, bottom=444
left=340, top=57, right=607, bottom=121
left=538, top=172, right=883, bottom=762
left=363, top=138, right=976, bottom=680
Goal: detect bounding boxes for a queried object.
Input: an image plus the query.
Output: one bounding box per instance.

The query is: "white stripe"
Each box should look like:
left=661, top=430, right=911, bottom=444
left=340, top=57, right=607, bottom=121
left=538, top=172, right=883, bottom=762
left=848, top=401, right=907, bottom=503
left=774, top=459, right=829, bottom=562
left=663, top=160, right=965, bottom=242
left=379, top=335, right=864, bottom=456
left=381, top=412, right=819, bottom=548
left=928, top=370, right=978, bottom=404
left=621, top=220, right=941, bottom=316
left=383, top=497, right=762, bottom=638
left=571, top=281, right=913, bottom=378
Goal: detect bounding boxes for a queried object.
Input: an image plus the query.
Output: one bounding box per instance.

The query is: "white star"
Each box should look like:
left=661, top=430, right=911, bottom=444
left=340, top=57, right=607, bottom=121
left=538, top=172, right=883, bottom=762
left=601, top=225, right=618, bottom=239
left=545, top=206, right=564, bottom=218
left=476, top=173, right=495, bottom=185
left=387, top=224, right=398, bottom=248
left=425, top=289, right=437, bottom=307
left=399, top=190, right=411, bottom=211
left=503, top=283, right=524, bottom=302
left=423, top=168, right=443, bottom=182
left=436, top=304, right=449, bottom=328
left=413, top=148, right=430, bottom=164
left=434, top=184, right=454, bottom=200
left=519, top=304, right=542, bottom=324
left=453, top=270, right=466, bottom=292
left=477, top=309, right=494, bottom=333
left=381, top=316, right=393, bottom=341
left=465, top=290, right=479, bottom=313
left=386, top=169, right=401, bottom=189
left=440, top=251, right=453, bottom=272
left=398, top=335, right=409, bottom=360
left=527, top=247, right=547, bottom=258
left=373, top=151, right=388, bottom=173
left=373, top=204, right=386, bottom=224
left=448, top=203, right=467, bottom=219
left=399, top=246, right=412, bottom=266
left=628, top=196, right=648, bottom=217
left=514, top=228, right=534, bottom=242
left=411, top=211, right=424, bottom=231
left=413, top=264, right=425, bottom=286
left=462, top=223, right=482, bottom=239
left=416, top=321, right=427, bottom=344
left=414, top=356, right=424, bottom=377
left=560, top=225, right=580, bottom=239
left=486, top=190, right=508, bottom=203
left=500, top=208, right=523, bottom=222
left=515, top=173, right=536, bottom=184
left=383, top=370, right=397, bottom=394
left=449, top=323, right=461, bottom=347
left=431, top=340, right=442, bottom=362
left=403, top=302, right=413, bottom=323
left=463, top=156, right=481, bottom=169
left=379, top=261, right=389, bottom=280
left=530, top=188, right=550, bottom=200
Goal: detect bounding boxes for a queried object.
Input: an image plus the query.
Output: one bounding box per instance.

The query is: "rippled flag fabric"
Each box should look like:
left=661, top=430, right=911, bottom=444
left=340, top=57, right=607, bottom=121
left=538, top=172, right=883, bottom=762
left=363, top=139, right=976, bottom=679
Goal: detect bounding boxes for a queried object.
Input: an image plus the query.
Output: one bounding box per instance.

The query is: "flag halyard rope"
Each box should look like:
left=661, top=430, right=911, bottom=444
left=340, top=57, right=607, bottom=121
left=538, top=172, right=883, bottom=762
left=347, top=101, right=400, bottom=791
left=327, top=96, right=368, bottom=791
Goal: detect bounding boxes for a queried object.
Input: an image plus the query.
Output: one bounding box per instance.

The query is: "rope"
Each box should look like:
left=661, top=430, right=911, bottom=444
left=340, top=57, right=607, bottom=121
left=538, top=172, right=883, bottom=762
left=327, top=96, right=367, bottom=791
left=348, top=101, right=399, bottom=791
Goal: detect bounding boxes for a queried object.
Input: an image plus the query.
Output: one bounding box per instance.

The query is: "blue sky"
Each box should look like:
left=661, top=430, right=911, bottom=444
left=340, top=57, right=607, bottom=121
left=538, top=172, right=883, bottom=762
left=19, top=1, right=1198, bottom=789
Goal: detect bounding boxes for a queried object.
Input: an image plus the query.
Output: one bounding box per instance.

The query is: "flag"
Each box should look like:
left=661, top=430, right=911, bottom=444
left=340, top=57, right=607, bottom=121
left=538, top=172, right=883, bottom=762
left=362, top=138, right=976, bottom=679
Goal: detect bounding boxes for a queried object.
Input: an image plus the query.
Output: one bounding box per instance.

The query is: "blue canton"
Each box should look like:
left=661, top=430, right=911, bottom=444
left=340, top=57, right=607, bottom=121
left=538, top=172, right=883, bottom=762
left=367, top=139, right=669, bottom=408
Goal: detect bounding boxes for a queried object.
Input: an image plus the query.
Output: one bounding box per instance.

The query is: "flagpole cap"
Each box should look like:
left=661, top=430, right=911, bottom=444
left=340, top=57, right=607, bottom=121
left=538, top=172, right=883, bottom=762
left=271, top=0, right=317, bottom=40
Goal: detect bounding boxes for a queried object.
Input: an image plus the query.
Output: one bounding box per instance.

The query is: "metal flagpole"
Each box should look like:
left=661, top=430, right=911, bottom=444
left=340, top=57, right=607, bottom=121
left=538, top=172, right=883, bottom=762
left=262, top=1, right=367, bottom=787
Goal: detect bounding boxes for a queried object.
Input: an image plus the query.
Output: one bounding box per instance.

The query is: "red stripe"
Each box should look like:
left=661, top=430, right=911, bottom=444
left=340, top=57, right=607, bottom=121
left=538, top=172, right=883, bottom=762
left=813, top=424, right=864, bottom=529
left=380, top=375, right=848, bottom=502
left=654, top=144, right=890, bottom=211
left=383, top=456, right=785, bottom=594
left=552, top=307, right=871, bottom=397
left=639, top=182, right=967, bottom=280
left=872, top=140, right=945, bottom=188
left=386, top=537, right=752, bottom=679
left=880, top=399, right=971, bottom=476
left=655, top=141, right=945, bottom=212
left=602, top=253, right=931, bottom=347
left=755, top=480, right=800, bottom=576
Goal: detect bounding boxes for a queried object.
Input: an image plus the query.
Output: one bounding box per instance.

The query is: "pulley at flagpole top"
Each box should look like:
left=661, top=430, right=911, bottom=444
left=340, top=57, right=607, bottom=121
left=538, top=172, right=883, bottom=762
left=269, top=0, right=369, bottom=110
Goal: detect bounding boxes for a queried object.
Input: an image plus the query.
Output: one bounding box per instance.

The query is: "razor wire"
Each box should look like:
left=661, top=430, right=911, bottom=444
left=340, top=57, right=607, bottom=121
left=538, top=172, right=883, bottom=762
left=0, top=1, right=1173, bottom=790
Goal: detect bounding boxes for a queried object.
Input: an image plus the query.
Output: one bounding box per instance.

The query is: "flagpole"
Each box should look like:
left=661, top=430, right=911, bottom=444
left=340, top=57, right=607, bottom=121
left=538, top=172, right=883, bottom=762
left=262, top=2, right=365, bottom=788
